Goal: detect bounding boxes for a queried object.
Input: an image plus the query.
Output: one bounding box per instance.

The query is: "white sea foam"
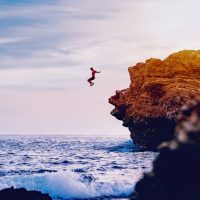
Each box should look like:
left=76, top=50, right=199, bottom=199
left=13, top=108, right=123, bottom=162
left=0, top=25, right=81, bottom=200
left=0, top=136, right=156, bottom=199
left=0, top=171, right=137, bottom=199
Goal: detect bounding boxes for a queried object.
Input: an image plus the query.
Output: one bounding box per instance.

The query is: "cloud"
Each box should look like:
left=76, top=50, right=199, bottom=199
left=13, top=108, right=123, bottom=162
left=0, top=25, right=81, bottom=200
left=0, top=37, right=27, bottom=44
left=0, top=0, right=200, bottom=87
left=0, top=0, right=199, bottom=134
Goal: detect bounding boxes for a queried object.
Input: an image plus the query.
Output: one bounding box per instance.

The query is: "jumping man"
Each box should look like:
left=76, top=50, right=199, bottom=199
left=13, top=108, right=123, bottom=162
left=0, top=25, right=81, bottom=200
left=87, top=67, right=101, bottom=86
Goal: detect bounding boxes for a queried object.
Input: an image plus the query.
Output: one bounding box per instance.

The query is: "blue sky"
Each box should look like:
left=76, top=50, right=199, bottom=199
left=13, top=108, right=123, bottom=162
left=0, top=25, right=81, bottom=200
left=0, top=0, right=199, bottom=135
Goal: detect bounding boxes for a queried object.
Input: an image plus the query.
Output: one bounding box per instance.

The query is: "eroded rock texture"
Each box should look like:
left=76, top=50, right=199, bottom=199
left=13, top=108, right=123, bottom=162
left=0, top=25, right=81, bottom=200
left=109, top=50, right=200, bottom=149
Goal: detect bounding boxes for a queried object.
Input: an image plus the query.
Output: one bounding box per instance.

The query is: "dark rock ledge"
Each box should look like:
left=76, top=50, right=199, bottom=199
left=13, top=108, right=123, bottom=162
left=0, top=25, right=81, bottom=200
left=0, top=187, right=52, bottom=200
left=131, top=99, right=200, bottom=200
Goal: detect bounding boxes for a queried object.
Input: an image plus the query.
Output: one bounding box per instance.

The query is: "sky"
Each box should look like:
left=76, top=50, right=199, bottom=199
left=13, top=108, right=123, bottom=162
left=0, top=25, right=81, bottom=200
left=0, top=0, right=199, bottom=135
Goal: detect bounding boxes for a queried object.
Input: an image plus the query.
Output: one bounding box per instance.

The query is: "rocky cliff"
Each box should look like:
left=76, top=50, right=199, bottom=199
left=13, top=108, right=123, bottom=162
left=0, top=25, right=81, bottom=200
left=131, top=99, right=200, bottom=200
left=109, top=50, right=200, bottom=149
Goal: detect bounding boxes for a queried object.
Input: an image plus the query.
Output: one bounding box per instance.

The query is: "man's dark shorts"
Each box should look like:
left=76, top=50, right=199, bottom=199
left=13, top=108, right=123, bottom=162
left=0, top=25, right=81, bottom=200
left=88, top=77, right=95, bottom=81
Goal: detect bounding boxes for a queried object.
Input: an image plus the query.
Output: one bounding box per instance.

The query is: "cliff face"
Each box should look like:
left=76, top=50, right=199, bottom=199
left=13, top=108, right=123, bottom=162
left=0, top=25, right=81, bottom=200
left=132, top=99, right=200, bottom=200
left=109, top=50, right=200, bottom=149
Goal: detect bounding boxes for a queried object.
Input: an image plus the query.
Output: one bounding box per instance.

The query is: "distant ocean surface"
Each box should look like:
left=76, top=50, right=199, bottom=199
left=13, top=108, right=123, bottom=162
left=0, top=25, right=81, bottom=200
left=0, top=135, right=157, bottom=199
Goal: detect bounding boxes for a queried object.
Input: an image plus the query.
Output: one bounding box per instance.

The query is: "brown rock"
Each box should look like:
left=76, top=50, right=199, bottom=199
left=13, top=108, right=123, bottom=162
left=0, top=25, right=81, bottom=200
left=109, top=50, right=200, bottom=149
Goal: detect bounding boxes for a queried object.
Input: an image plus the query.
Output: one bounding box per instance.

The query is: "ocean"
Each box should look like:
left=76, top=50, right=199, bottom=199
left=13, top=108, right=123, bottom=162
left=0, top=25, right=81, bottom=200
left=0, top=135, right=157, bottom=199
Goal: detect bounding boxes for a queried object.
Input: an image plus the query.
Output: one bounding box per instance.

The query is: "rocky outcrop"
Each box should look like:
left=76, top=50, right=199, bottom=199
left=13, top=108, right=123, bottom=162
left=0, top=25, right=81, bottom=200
left=109, top=50, right=200, bottom=149
left=0, top=187, right=52, bottom=200
left=131, top=99, right=200, bottom=200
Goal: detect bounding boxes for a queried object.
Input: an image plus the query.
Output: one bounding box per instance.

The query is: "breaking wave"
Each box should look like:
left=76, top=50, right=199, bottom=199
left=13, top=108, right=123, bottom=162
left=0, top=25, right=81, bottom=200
left=0, top=135, right=156, bottom=199
left=0, top=171, right=137, bottom=199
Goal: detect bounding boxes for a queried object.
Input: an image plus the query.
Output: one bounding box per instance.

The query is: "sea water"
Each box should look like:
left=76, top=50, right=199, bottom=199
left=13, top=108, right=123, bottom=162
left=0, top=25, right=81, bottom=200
left=0, top=135, right=157, bottom=199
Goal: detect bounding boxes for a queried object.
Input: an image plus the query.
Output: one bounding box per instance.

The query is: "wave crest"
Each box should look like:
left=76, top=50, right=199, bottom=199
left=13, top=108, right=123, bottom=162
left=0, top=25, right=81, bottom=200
left=0, top=171, right=136, bottom=199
